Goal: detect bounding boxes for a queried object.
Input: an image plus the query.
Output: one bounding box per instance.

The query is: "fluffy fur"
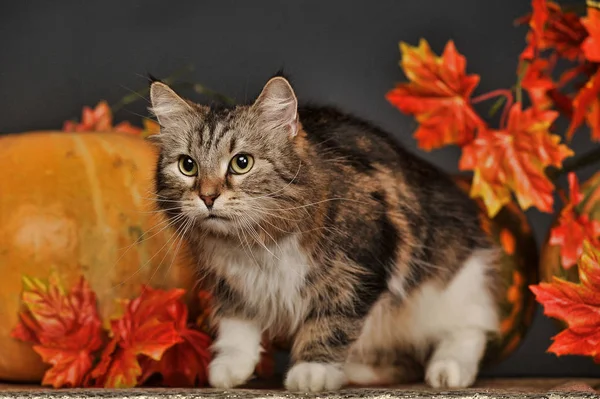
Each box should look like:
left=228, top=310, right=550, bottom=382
left=149, top=76, right=501, bottom=392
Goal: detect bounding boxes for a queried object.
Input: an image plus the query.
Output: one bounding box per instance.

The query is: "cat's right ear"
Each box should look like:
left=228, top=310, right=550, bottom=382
left=148, top=82, right=194, bottom=141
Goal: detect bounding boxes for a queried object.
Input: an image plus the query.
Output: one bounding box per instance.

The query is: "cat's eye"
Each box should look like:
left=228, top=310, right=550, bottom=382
left=229, top=154, right=254, bottom=175
left=178, top=155, right=198, bottom=176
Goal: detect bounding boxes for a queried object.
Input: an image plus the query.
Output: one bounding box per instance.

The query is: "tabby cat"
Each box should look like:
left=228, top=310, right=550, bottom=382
left=149, top=75, right=501, bottom=392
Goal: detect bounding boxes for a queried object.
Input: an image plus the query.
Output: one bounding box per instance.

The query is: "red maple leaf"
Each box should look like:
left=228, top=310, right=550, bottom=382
left=62, top=101, right=143, bottom=135
left=139, top=294, right=212, bottom=387
left=530, top=241, right=600, bottom=361
left=582, top=7, right=600, bottom=63
left=386, top=39, right=483, bottom=150
left=11, top=276, right=103, bottom=388
left=518, top=1, right=587, bottom=61
left=521, top=59, right=555, bottom=111
left=568, top=71, right=600, bottom=141
left=459, top=103, right=572, bottom=217
left=90, top=286, right=183, bottom=388
left=550, top=173, right=600, bottom=269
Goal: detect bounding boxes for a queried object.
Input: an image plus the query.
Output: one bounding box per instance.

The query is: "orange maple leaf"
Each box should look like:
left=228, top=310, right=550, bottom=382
left=459, top=103, right=573, bottom=217
left=521, top=59, right=555, bottom=111
left=11, top=275, right=103, bottom=388
left=386, top=39, right=483, bottom=150
left=568, top=71, right=600, bottom=141
left=90, top=286, right=184, bottom=388
left=62, top=101, right=143, bottom=135
left=582, top=7, right=600, bottom=62
left=139, top=294, right=212, bottom=387
left=550, top=173, right=600, bottom=269
left=518, top=0, right=587, bottom=61
left=530, top=241, right=600, bottom=361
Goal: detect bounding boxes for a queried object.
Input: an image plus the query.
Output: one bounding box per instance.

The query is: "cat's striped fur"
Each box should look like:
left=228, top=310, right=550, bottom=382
left=149, top=75, right=501, bottom=392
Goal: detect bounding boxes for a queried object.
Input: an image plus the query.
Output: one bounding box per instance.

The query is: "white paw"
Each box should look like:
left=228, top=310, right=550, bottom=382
left=285, top=362, right=348, bottom=392
left=208, top=351, right=257, bottom=389
left=425, top=359, right=476, bottom=389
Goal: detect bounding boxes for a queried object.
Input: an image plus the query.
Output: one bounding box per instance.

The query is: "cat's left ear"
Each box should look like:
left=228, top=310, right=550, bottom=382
left=252, top=77, right=298, bottom=137
left=149, top=82, right=195, bottom=136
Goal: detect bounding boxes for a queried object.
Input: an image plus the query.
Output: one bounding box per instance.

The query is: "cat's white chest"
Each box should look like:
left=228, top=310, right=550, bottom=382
left=208, top=235, right=311, bottom=334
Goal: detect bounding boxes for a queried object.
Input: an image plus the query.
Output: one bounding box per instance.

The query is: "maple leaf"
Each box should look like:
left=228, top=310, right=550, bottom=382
left=518, top=1, right=587, bottom=61
left=139, top=295, right=212, bottom=387
left=11, top=276, right=103, bottom=388
left=550, top=173, right=600, bottom=269
left=386, top=39, right=483, bottom=150
left=459, top=103, right=573, bottom=217
left=582, top=7, right=600, bottom=62
left=90, top=286, right=184, bottom=388
left=521, top=59, right=555, bottom=111
left=61, top=101, right=144, bottom=135
left=530, top=241, right=600, bottom=361
left=568, top=71, right=600, bottom=141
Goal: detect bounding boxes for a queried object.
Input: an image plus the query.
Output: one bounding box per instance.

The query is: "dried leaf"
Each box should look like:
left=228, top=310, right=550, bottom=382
left=582, top=8, right=600, bottom=62
left=139, top=295, right=212, bottom=387
left=521, top=59, right=555, bottom=111
left=11, top=276, right=103, bottom=388
left=62, top=101, right=143, bottom=135
left=568, top=71, right=600, bottom=142
left=459, top=103, right=573, bottom=217
left=90, top=286, right=184, bottom=388
left=550, top=173, right=600, bottom=269
left=530, top=241, right=600, bottom=361
left=519, top=1, right=587, bottom=61
left=386, top=39, right=483, bottom=150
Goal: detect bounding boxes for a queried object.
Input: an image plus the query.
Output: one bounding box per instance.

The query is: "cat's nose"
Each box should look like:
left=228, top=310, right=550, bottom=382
left=199, top=193, right=220, bottom=209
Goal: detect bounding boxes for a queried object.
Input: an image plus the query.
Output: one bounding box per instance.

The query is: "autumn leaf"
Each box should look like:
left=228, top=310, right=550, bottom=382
left=139, top=294, right=212, bottom=387
left=141, top=119, right=161, bottom=138
left=90, top=286, right=184, bottom=388
left=530, top=241, right=600, bottom=361
left=568, top=71, right=600, bottom=141
left=386, top=39, right=483, bottom=150
left=520, top=0, right=551, bottom=60
left=62, top=101, right=143, bottom=135
left=582, top=7, right=600, bottom=62
left=550, top=173, right=600, bottom=269
left=518, top=1, right=587, bottom=61
left=11, top=275, right=103, bottom=388
left=521, top=59, right=555, bottom=111
left=459, top=103, right=573, bottom=217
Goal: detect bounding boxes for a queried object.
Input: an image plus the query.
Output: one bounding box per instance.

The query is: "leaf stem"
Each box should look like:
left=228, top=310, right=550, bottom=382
left=472, top=89, right=514, bottom=129
left=548, top=145, right=600, bottom=181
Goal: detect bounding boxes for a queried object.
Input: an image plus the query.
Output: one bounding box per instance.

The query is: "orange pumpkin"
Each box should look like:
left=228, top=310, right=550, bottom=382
left=0, top=131, right=196, bottom=382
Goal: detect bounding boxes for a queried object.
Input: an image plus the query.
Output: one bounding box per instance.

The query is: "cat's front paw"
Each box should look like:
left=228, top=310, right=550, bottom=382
left=425, top=359, right=476, bottom=389
left=208, top=351, right=257, bottom=389
left=285, top=362, right=348, bottom=392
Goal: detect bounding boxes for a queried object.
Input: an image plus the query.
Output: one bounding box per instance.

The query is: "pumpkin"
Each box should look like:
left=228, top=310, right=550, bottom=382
left=269, top=176, right=539, bottom=364
left=0, top=131, right=196, bottom=382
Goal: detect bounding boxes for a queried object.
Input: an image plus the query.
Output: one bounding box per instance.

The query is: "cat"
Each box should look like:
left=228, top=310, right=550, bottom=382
left=148, top=74, right=502, bottom=392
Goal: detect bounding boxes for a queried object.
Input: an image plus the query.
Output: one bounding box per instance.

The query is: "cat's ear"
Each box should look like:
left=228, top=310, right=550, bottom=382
left=149, top=82, right=195, bottom=133
left=253, top=77, right=298, bottom=137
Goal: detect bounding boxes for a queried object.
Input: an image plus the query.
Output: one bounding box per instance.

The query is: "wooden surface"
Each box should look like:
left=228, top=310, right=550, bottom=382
left=0, top=378, right=599, bottom=398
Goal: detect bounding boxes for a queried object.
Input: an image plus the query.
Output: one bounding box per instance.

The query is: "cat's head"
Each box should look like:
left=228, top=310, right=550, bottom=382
left=149, top=76, right=313, bottom=238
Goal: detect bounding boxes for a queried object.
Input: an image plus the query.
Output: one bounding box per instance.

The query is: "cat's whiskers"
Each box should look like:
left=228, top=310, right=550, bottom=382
left=106, top=212, right=187, bottom=283
left=143, top=215, right=195, bottom=292
left=243, top=162, right=302, bottom=202
left=109, top=212, right=188, bottom=291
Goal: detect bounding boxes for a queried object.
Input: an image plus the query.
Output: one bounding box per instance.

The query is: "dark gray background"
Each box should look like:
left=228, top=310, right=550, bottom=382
left=1, top=0, right=599, bottom=377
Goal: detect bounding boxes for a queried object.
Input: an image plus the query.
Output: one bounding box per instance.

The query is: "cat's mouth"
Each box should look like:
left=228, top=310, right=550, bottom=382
left=206, top=214, right=229, bottom=221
